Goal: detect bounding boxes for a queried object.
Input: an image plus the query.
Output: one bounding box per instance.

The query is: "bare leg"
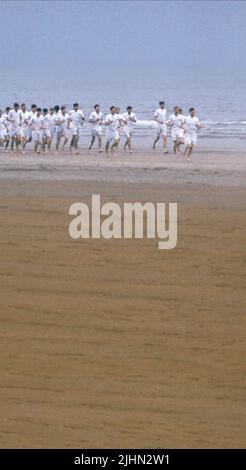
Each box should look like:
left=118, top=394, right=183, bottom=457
left=89, top=136, right=95, bottom=150
left=10, top=136, right=15, bottom=152
left=56, top=135, right=61, bottom=152
left=48, top=137, right=52, bottom=152
left=98, top=135, right=102, bottom=152
left=74, top=136, right=79, bottom=154
left=163, top=136, right=168, bottom=153
left=185, top=144, right=193, bottom=160
left=62, top=137, right=68, bottom=150
left=21, top=137, right=26, bottom=153
left=70, top=135, right=76, bottom=153
left=34, top=142, right=39, bottom=154
left=176, top=139, right=182, bottom=155
left=15, top=137, right=20, bottom=153
left=153, top=135, right=160, bottom=150
left=114, top=138, right=120, bottom=153
left=111, top=139, right=119, bottom=154
left=105, top=140, right=110, bottom=155
left=127, top=136, right=132, bottom=153
left=5, top=137, right=10, bottom=150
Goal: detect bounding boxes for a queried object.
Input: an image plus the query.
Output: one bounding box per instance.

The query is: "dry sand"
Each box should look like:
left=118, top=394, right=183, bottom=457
left=0, top=149, right=245, bottom=448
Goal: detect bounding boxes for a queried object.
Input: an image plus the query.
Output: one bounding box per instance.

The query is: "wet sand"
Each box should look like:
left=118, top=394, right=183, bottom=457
left=0, top=147, right=245, bottom=186
left=0, top=150, right=245, bottom=448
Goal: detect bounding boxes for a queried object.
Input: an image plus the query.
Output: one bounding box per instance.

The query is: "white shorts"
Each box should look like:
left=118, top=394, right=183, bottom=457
left=179, top=129, right=185, bottom=143
left=18, top=127, right=26, bottom=139
left=50, top=127, right=56, bottom=138
left=123, top=126, right=133, bottom=139
left=185, top=132, right=197, bottom=146
left=57, top=128, right=70, bottom=139
left=0, top=129, right=7, bottom=139
left=42, top=129, right=51, bottom=140
left=171, top=129, right=183, bottom=142
left=25, top=127, right=32, bottom=139
left=91, top=126, right=102, bottom=137
left=106, top=129, right=119, bottom=143
left=156, top=123, right=167, bottom=137
left=71, top=125, right=80, bottom=138
left=32, top=130, right=43, bottom=142
left=9, top=126, right=19, bottom=138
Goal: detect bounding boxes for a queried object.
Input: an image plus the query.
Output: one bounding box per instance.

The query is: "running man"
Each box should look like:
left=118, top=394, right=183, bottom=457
left=29, top=107, right=43, bottom=154
left=20, top=103, right=31, bottom=152
left=89, top=104, right=103, bottom=152
left=69, top=103, right=85, bottom=154
left=2, top=107, right=11, bottom=150
left=48, top=107, right=57, bottom=148
left=184, top=108, right=202, bottom=160
left=42, top=108, right=52, bottom=153
left=178, top=107, right=186, bottom=152
left=0, top=109, right=9, bottom=148
left=167, top=106, right=185, bottom=155
left=55, top=106, right=70, bottom=152
left=105, top=106, right=120, bottom=155
left=122, top=106, right=137, bottom=154
left=114, top=106, right=125, bottom=151
left=26, top=104, right=37, bottom=146
left=153, top=101, right=168, bottom=153
left=7, top=103, right=22, bottom=153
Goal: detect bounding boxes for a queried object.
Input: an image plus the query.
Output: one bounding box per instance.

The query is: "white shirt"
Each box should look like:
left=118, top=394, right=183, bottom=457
left=0, top=116, right=7, bottom=132
left=29, top=115, right=43, bottom=130
left=56, top=112, right=69, bottom=131
left=2, top=113, right=10, bottom=128
left=20, top=110, right=31, bottom=128
left=115, top=113, right=125, bottom=129
left=184, top=115, right=200, bottom=133
left=42, top=114, right=52, bottom=130
left=48, top=114, right=56, bottom=129
left=105, top=113, right=119, bottom=132
left=154, top=108, right=167, bottom=125
left=122, top=112, right=137, bottom=131
left=53, top=112, right=61, bottom=127
left=89, top=111, right=103, bottom=130
left=8, top=109, right=22, bottom=127
left=168, top=113, right=184, bottom=131
left=69, top=109, right=85, bottom=127
left=28, top=111, right=37, bottom=125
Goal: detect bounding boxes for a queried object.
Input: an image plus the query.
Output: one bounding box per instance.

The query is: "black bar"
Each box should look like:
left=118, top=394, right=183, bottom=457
left=0, top=449, right=245, bottom=467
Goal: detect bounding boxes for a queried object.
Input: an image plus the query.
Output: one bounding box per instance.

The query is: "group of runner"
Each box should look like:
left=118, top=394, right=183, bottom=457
left=0, top=101, right=202, bottom=159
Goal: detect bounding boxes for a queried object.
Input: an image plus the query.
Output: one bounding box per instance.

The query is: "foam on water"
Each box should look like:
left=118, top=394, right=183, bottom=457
left=0, top=74, right=245, bottom=149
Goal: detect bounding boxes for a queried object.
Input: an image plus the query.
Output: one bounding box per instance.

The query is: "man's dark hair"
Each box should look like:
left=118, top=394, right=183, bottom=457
left=61, top=106, right=66, bottom=111
left=14, top=102, right=19, bottom=108
left=159, top=101, right=165, bottom=105
left=31, top=104, right=37, bottom=109
left=94, top=104, right=99, bottom=109
left=127, top=106, right=132, bottom=110
left=36, top=108, right=41, bottom=112
left=110, top=106, right=115, bottom=111
left=54, top=105, right=60, bottom=113
left=189, top=107, right=195, bottom=112
left=73, top=103, right=79, bottom=107
left=21, top=103, right=26, bottom=107
left=43, top=108, right=48, bottom=113
left=6, top=107, right=11, bottom=111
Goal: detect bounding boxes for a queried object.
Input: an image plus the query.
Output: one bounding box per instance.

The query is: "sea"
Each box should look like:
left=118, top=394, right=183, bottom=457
left=0, top=72, right=245, bottom=150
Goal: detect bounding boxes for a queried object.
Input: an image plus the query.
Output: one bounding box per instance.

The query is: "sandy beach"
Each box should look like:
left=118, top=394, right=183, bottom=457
left=0, top=149, right=245, bottom=448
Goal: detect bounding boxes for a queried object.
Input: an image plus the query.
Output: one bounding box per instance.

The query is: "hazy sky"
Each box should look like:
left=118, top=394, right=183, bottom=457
left=0, top=0, right=246, bottom=88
